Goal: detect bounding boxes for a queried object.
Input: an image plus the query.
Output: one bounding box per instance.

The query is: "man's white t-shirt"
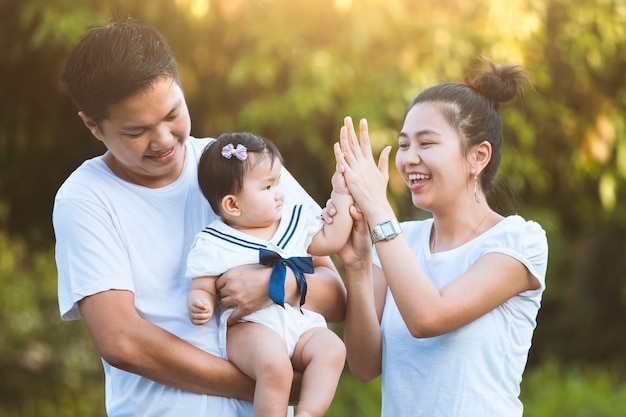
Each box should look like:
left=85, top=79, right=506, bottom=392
left=54, top=137, right=317, bottom=416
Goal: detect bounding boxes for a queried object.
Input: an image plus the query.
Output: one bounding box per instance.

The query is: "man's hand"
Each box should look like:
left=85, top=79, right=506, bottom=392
left=216, top=264, right=274, bottom=324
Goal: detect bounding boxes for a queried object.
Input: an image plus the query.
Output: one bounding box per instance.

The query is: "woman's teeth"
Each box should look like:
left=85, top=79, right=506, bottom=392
left=408, top=173, right=431, bottom=181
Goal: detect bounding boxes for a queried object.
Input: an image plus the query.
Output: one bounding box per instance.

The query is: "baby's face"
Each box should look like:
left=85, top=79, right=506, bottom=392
left=235, top=155, right=284, bottom=228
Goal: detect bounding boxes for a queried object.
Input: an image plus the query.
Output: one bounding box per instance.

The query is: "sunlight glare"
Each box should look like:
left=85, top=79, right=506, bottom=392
left=191, top=0, right=210, bottom=18
left=176, top=0, right=210, bottom=18
left=333, top=0, right=352, bottom=13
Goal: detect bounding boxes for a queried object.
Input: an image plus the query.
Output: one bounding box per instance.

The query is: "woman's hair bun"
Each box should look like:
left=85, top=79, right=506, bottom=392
left=462, top=56, right=533, bottom=110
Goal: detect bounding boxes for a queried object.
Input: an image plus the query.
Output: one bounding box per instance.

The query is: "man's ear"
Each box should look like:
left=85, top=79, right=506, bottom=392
left=78, top=111, right=105, bottom=142
left=221, top=195, right=241, bottom=217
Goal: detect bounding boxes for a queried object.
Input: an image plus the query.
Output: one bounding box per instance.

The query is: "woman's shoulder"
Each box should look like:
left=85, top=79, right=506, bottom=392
left=493, top=214, right=547, bottom=242
left=483, top=214, right=548, bottom=277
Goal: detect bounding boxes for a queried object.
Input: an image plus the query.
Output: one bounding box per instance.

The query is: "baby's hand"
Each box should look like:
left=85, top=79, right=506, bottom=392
left=331, top=170, right=350, bottom=196
left=189, top=298, right=213, bottom=325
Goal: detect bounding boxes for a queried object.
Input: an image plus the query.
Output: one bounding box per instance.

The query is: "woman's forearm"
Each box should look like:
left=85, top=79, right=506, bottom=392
left=343, top=262, right=383, bottom=381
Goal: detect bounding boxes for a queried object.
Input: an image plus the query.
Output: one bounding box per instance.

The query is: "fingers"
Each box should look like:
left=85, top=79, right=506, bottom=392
left=190, top=317, right=209, bottom=325
left=320, top=198, right=337, bottom=224
left=348, top=204, right=363, bottom=222
left=344, top=116, right=360, bottom=156
left=228, top=305, right=259, bottom=325
left=339, top=124, right=355, bottom=163
left=378, top=145, right=392, bottom=177
left=349, top=205, right=369, bottom=234
left=227, top=307, right=242, bottom=325
left=340, top=116, right=376, bottom=163
left=215, top=275, right=226, bottom=291
left=359, top=118, right=373, bottom=159
left=189, top=299, right=212, bottom=325
left=218, top=292, right=235, bottom=310
left=320, top=208, right=334, bottom=225
left=333, top=142, right=345, bottom=173
left=192, top=298, right=210, bottom=309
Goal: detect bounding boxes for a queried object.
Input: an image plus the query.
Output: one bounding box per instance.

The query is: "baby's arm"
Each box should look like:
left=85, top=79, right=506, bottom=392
left=187, top=276, right=218, bottom=325
left=308, top=169, right=354, bottom=256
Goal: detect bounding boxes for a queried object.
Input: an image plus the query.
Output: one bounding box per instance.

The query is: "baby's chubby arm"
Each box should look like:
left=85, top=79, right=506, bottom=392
left=187, top=276, right=218, bottom=325
left=308, top=158, right=354, bottom=256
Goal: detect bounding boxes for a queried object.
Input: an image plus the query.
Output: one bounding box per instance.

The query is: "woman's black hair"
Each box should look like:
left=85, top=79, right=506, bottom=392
left=409, top=56, right=532, bottom=193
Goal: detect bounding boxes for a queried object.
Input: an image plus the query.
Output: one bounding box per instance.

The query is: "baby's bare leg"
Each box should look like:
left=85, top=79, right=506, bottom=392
left=291, top=327, right=346, bottom=417
left=227, top=322, right=293, bottom=417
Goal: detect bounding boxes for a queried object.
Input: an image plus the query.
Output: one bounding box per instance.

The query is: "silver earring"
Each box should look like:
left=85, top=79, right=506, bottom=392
left=474, top=173, right=481, bottom=203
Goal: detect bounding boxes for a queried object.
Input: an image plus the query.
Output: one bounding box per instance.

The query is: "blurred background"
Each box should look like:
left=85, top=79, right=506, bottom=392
left=1, top=0, right=626, bottom=415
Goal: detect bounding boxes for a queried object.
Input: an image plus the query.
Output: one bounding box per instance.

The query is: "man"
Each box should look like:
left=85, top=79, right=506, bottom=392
left=54, top=17, right=346, bottom=416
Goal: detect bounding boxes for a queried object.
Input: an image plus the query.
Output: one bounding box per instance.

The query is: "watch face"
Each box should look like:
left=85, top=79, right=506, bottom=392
left=371, top=220, right=400, bottom=243
left=381, top=221, right=396, bottom=235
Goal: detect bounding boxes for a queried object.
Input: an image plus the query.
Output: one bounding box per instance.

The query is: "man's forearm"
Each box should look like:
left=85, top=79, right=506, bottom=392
left=79, top=290, right=256, bottom=400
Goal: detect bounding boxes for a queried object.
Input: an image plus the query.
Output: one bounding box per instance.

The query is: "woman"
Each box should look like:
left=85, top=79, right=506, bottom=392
left=335, top=57, right=548, bottom=416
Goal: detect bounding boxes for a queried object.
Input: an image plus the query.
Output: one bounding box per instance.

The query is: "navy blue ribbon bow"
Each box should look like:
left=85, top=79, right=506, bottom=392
left=259, top=248, right=313, bottom=308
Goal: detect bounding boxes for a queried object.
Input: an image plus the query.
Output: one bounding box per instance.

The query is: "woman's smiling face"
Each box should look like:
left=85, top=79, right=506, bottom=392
left=396, top=102, right=472, bottom=212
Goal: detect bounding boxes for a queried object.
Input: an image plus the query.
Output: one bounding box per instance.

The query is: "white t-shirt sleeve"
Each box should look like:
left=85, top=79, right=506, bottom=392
left=185, top=232, right=231, bottom=279
left=54, top=196, right=134, bottom=321
left=280, top=169, right=324, bottom=254
left=302, top=203, right=325, bottom=254
left=483, top=218, right=548, bottom=291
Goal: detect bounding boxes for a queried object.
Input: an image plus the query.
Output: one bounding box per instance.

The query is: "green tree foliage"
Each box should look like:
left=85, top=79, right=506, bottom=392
left=510, top=0, right=626, bottom=365
left=0, top=0, right=106, bottom=245
left=0, top=229, right=104, bottom=416
left=326, top=373, right=381, bottom=417
left=2, top=0, right=626, bottom=414
left=520, top=360, right=626, bottom=417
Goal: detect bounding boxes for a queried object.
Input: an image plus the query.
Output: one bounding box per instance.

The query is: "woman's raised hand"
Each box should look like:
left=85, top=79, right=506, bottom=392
left=334, top=116, right=392, bottom=219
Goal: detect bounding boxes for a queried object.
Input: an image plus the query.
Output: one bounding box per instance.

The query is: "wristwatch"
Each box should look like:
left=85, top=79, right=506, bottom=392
left=369, top=219, right=402, bottom=244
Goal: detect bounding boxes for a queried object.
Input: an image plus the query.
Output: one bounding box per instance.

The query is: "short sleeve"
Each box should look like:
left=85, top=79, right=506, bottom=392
left=185, top=233, right=232, bottom=279
left=302, top=204, right=325, bottom=253
left=54, top=197, right=134, bottom=321
left=484, top=218, right=548, bottom=291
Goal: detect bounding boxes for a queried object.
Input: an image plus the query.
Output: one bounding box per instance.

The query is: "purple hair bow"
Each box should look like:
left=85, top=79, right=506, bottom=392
left=221, top=143, right=248, bottom=161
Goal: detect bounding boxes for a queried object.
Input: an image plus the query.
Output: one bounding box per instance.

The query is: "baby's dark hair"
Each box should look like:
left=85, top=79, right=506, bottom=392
left=409, top=56, right=532, bottom=193
left=198, top=132, right=283, bottom=215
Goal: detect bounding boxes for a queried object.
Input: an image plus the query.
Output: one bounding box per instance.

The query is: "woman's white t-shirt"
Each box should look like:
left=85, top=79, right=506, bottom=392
left=375, top=216, right=548, bottom=417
